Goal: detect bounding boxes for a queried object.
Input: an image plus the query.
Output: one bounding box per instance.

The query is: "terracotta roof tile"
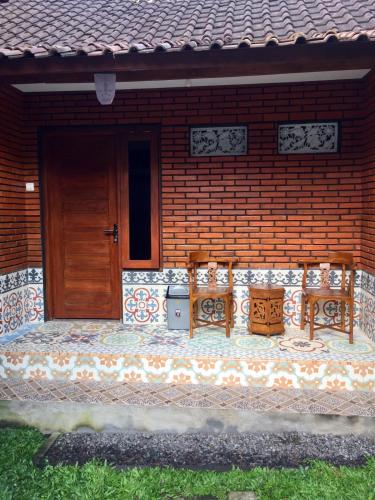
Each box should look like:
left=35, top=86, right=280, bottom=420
left=0, top=0, right=374, bottom=59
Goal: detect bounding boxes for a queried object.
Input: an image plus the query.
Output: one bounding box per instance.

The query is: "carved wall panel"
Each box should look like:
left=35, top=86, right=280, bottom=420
left=190, top=126, right=247, bottom=156
left=278, top=122, right=339, bottom=154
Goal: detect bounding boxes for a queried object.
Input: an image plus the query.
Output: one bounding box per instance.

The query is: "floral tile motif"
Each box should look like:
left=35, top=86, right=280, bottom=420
left=199, top=297, right=238, bottom=324
left=2, top=321, right=374, bottom=361
left=0, top=267, right=371, bottom=339
left=123, top=269, right=188, bottom=286
left=27, top=268, right=43, bottom=285
left=2, top=350, right=373, bottom=392
left=0, top=270, right=28, bottom=294
left=121, top=269, right=363, bottom=329
left=361, top=270, right=375, bottom=296
left=123, top=285, right=166, bottom=324
left=2, top=290, right=25, bottom=334
left=0, top=268, right=44, bottom=336
left=142, top=331, right=187, bottom=348
left=234, top=290, right=250, bottom=327
left=61, top=332, right=101, bottom=345
left=0, top=296, right=3, bottom=337
left=361, top=289, right=375, bottom=342
left=279, top=337, right=328, bottom=354
left=122, top=268, right=362, bottom=287
left=24, top=285, right=44, bottom=323
left=283, top=288, right=301, bottom=327
left=0, top=325, right=55, bottom=346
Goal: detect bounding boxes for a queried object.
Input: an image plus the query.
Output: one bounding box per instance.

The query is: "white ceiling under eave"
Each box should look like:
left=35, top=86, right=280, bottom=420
left=13, top=69, right=371, bottom=93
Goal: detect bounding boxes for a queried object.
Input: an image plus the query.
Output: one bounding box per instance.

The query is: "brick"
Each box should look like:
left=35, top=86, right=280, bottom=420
left=1, top=78, right=373, bottom=273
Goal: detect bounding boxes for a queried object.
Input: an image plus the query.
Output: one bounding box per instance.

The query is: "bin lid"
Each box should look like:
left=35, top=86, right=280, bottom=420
left=166, top=285, right=189, bottom=298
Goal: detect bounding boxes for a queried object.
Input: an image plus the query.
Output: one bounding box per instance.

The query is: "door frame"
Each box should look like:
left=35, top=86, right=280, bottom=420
left=40, top=124, right=161, bottom=321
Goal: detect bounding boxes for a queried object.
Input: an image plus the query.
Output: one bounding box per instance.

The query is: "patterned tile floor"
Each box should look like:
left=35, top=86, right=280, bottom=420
left=0, top=320, right=374, bottom=362
left=1, top=378, right=374, bottom=417
left=1, top=321, right=374, bottom=393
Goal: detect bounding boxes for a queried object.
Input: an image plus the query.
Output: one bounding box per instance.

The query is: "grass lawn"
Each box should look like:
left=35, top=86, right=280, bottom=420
left=0, top=427, right=374, bottom=500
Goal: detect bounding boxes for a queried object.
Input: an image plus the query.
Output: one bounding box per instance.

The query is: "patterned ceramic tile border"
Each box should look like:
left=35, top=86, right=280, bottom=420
left=1, top=378, right=374, bottom=417
left=0, top=268, right=44, bottom=336
left=361, top=269, right=375, bottom=296
left=3, top=322, right=373, bottom=363
left=0, top=269, right=28, bottom=294
left=0, top=350, right=374, bottom=392
left=1, top=267, right=372, bottom=339
left=122, top=268, right=362, bottom=287
left=360, top=270, right=375, bottom=342
left=122, top=268, right=363, bottom=329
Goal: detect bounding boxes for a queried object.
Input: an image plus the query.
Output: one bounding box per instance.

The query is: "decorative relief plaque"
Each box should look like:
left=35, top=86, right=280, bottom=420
left=190, top=126, right=247, bottom=156
left=320, top=263, right=331, bottom=290
left=207, top=261, right=218, bottom=291
left=278, top=122, right=339, bottom=154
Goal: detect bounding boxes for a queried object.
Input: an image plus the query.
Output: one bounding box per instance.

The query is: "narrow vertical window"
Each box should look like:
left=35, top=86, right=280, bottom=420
left=120, top=128, right=160, bottom=268
left=128, top=141, right=151, bottom=260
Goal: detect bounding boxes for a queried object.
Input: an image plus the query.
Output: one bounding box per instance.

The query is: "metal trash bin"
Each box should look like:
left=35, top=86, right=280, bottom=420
left=166, top=285, right=190, bottom=330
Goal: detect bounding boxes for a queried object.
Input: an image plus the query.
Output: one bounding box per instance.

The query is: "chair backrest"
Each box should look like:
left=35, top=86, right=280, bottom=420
left=188, top=251, right=211, bottom=264
left=299, top=252, right=355, bottom=295
left=187, top=252, right=238, bottom=290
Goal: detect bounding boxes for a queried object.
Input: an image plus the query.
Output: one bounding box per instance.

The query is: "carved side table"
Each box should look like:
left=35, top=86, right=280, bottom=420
left=249, top=285, right=285, bottom=337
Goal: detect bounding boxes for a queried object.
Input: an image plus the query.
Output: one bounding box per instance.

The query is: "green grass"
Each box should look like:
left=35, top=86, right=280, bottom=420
left=0, top=427, right=374, bottom=500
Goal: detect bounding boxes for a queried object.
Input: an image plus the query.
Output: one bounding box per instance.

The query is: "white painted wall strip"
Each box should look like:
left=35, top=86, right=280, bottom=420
left=13, top=69, right=370, bottom=93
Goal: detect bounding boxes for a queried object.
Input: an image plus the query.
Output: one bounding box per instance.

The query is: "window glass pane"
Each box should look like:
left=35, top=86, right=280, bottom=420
left=128, top=141, right=151, bottom=260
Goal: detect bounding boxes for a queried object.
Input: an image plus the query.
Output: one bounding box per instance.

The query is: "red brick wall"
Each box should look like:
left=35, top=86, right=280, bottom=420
left=23, top=80, right=364, bottom=269
left=362, top=71, right=375, bottom=274
left=0, top=85, right=28, bottom=273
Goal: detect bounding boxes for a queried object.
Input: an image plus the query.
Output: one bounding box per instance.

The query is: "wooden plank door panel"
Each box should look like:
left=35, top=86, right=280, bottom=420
left=43, top=129, right=121, bottom=319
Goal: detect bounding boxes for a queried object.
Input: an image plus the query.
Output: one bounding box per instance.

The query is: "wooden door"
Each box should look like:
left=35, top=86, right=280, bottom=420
left=42, top=129, right=121, bottom=319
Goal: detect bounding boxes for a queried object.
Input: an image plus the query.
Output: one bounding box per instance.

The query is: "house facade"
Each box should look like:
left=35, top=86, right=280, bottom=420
left=1, top=0, right=375, bottom=341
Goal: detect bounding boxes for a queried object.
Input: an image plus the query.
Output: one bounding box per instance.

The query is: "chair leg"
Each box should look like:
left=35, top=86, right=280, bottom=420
left=300, top=295, right=306, bottom=330
left=189, top=299, right=195, bottom=339
left=309, top=299, right=315, bottom=341
left=341, top=300, right=346, bottom=333
left=349, top=300, right=354, bottom=344
left=230, top=295, right=234, bottom=328
left=225, top=296, right=230, bottom=338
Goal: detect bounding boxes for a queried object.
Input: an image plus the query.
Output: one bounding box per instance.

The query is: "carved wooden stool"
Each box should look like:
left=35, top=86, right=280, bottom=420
left=249, top=285, right=285, bottom=337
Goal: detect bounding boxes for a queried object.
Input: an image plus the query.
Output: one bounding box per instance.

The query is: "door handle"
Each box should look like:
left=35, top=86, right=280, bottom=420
left=104, top=224, right=118, bottom=243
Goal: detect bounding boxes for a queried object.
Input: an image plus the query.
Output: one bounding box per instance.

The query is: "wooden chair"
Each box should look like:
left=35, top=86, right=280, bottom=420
left=187, top=251, right=238, bottom=338
left=298, top=252, right=355, bottom=343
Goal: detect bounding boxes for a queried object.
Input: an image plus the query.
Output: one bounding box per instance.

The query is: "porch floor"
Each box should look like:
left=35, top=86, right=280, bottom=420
left=0, top=321, right=374, bottom=393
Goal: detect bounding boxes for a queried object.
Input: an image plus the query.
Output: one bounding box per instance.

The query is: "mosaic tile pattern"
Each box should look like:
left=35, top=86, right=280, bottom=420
left=361, top=271, right=375, bottom=343
left=0, top=268, right=44, bottom=336
left=361, top=289, right=375, bottom=343
left=1, top=378, right=374, bottom=417
left=123, top=286, right=165, bottom=324
left=0, top=270, right=29, bottom=335
left=27, top=268, right=43, bottom=285
left=1, top=267, right=371, bottom=340
left=1, top=290, right=24, bottom=334
left=0, top=323, right=35, bottom=346
left=24, top=284, right=44, bottom=323
left=0, top=321, right=374, bottom=392
left=0, top=269, right=28, bottom=294
left=2, top=321, right=373, bottom=361
left=122, top=268, right=362, bottom=287
left=122, top=268, right=363, bottom=328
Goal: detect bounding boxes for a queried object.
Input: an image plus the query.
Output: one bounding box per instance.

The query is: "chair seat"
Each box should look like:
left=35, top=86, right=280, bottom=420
left=298, top=252, right=354, bottom=343
left=303, top=287, right=349, bottom=299
left=187, top=252, right=238, bottom=339
left=191, top=286, right=232, bottom=297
